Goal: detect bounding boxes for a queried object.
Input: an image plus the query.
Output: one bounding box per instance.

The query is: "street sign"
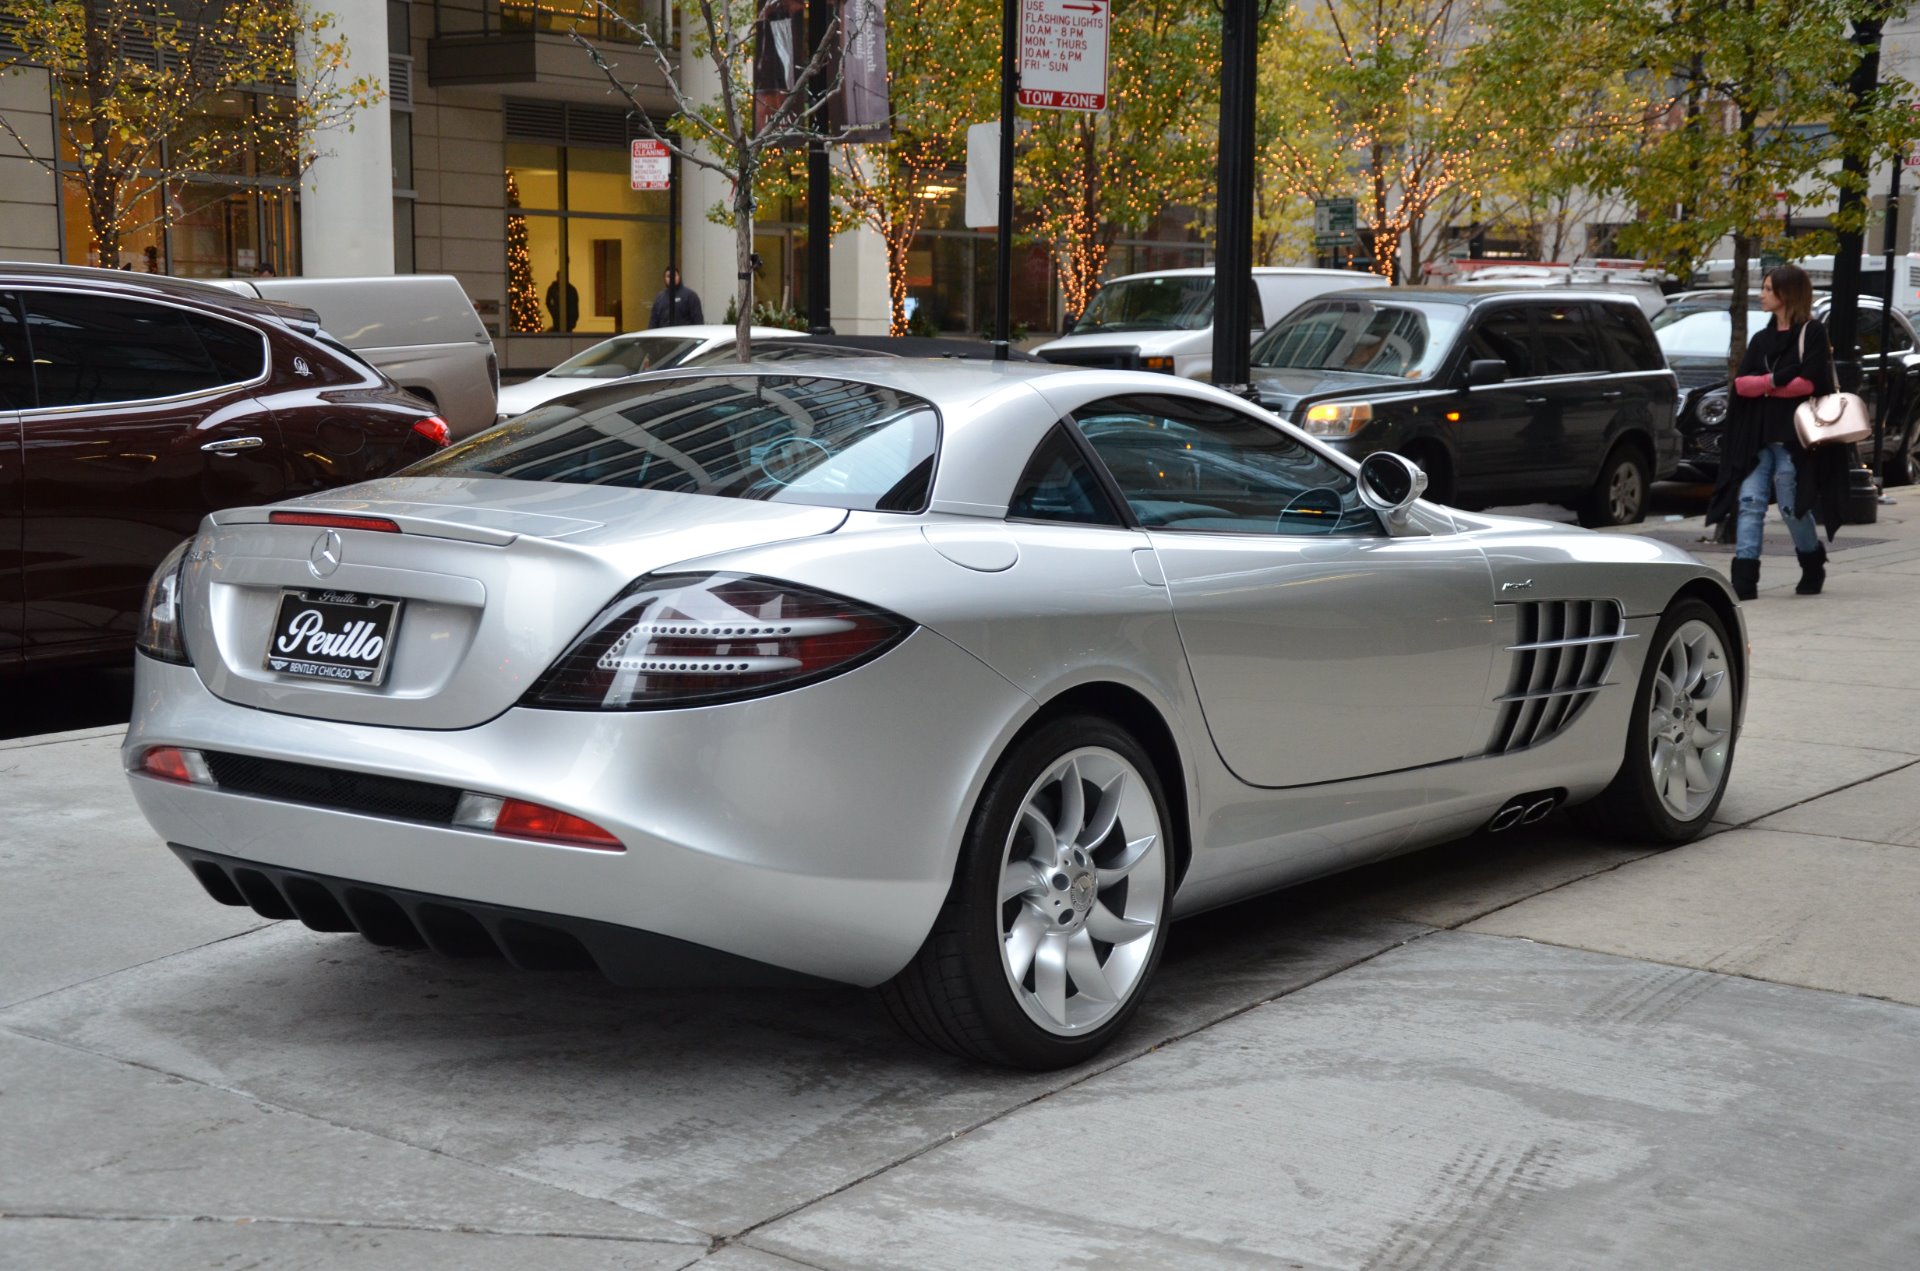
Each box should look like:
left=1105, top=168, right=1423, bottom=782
left=1017, top=0, right=1109, bottom=113
left=1313, top=196, right=1357, bottom=246
left=630, top=139, right=670, bottom=191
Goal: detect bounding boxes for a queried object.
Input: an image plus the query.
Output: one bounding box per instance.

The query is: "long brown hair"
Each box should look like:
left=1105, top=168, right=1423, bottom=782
left=1766, top=264, right=1815, bottom=325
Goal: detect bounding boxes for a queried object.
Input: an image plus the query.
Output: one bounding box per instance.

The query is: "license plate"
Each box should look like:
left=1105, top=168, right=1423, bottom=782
left=265, top=590, right=402, bottom=686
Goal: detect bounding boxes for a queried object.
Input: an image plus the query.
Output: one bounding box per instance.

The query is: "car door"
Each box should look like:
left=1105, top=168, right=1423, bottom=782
left=17, top=287, right=286, bottom=658
left=1528, top=300, right=1615, bottom=491
left=0, top=291, right=26, bottom=664
left=1072, top=392, right=1496, bottom=788
left=1452, top=304, right=1552, bottom=504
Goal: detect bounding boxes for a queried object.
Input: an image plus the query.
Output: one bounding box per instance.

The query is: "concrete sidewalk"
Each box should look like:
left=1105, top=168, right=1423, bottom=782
left=4, top=501, right=1919, bottom=1270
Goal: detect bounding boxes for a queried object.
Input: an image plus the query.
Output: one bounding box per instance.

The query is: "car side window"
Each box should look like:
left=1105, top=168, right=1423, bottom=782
left=1007, top=423, right=1125, bottom=527
left=1889, top=317, right=1915, bottom=354
left=1593, top=302, right=1664, bottom=372
left=1462, top=307, right=1536, bottom=378
left=0, top=292, right=31, bottom=410
left=20, top=291, right=261, bottom=408
left=1533, top=303, right=1596, bottom=377
left=1073, top=393, right=1380, bottom=537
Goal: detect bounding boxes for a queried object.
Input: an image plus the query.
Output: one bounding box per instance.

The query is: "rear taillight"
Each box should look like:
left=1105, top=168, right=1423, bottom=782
left=453, top=792, right=622, bottom=850
left=136, top=539, right=194, bottom=665
left=412, top=416, right=451, bottom=447
left=136, top=745, right=215, bottom=785
left=268, top=511, right=402, bottom=532
left=526, top=573, right=911, bottom=710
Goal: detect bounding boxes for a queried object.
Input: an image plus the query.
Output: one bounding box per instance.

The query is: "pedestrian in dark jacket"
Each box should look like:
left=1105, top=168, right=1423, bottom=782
left=649, top=268, right=704, bottom=328
left=1704, top=264, right=1847, bottom=599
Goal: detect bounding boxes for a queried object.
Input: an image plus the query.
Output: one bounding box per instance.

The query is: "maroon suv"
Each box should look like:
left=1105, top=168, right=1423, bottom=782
left=0, top=264, right=451, bottom=672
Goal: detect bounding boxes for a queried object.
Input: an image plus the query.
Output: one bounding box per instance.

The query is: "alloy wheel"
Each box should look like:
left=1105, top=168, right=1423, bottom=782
left=1647, top=618, right=1733, bottom=820
left=997, top=747, right=1167, bottom=1036
left=1607, top=460, right=1645, bottom=524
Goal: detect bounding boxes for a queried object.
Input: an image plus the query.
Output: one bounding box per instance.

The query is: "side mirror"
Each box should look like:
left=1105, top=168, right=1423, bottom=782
left=1356, top=451, right=1429, bottom=524
left=1061, top=314, right=1079, bottom=335
left=1463, top=358, right=1510, bottom=388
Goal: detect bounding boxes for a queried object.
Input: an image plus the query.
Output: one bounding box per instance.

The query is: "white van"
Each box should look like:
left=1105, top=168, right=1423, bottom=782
left=1031, top=266, right=1380, bottom=380
left=206, top=275, right=498, bottom=436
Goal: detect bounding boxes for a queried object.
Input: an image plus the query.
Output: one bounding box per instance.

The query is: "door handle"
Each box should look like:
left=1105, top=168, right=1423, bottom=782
left=1523, top=397, right=1548, bottom=407
left=201, top=436, right=264, bottom=455
left=1600, top=390, right=1624, bottom=400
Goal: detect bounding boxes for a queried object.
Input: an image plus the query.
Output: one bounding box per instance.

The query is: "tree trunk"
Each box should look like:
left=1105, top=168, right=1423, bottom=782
left=735, top=175, right=756, bottom=359
left=1729, top=232, right=1752, bottom=382
left=81, top=0, right=119, bottom=267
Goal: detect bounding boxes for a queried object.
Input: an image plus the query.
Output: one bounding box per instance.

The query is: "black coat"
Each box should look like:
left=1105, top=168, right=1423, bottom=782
left=1705, top=315, right=1850, bottom=542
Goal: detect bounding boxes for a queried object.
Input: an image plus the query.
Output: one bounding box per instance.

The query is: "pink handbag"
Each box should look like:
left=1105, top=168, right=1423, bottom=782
left=1788, top=322, right=1871, bottom=448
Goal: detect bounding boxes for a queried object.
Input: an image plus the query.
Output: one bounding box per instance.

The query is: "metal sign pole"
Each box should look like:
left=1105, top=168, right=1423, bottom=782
left=994, top=0, right=1017, bottom=359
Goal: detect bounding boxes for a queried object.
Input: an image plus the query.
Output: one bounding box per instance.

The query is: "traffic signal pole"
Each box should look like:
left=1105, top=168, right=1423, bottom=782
left=994, top=0, right=1017, bottom=360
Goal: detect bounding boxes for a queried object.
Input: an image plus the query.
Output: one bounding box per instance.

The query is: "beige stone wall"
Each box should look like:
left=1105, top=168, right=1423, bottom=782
left=0, top=68, right=62, bottom=262
left=401, top=2, right=506, bottom=342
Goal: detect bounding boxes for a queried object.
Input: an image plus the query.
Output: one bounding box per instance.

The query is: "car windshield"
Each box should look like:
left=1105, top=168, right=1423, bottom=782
left=405, top=374, right=939, bottom=513
left=1650, top=307, right=1768, bottom=360
left=1250, top=298, right=1463, bottom=380
left=679, top=341, right=890, bottom=366
left=1074, top=277, right=1214, bottom=333
left=547, top=335, right=702, bottom=379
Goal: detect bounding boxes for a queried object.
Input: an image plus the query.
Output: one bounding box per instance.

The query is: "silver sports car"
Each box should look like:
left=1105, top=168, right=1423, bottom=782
left=124, top=361, right=1745, bottom=1069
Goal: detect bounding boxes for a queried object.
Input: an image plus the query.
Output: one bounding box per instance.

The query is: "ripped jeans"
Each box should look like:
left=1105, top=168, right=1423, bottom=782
left=1736, top=443, right=1820, bottom=560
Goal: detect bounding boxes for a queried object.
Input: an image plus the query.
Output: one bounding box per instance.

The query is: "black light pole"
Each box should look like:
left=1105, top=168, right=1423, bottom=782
left=993, top=0, right=1017, bottom=360
left=1210, top=0, right=1259, bottom=391
left=1875, top=160, right=1903, bottom=472
left=1827, top=17, right=1883, bottom=371
left=806, top=0, right=833, bottom=334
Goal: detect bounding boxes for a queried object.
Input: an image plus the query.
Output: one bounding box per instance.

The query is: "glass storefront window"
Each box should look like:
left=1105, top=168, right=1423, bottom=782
left=507, top=142, right=561, bottom=211
left=507, top=140, right=672, bottom=336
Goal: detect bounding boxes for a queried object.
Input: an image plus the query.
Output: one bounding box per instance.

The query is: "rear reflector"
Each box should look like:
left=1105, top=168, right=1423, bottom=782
left=453, top=791, right=623, bottom=851
left=269, top=511, right=402, bottom=533
left=412, top=416, right=451, bottom=447
left=138, top=745, right=215, bottom=785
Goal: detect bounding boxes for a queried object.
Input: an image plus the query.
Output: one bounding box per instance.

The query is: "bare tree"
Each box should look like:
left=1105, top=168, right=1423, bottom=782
left=572, top=0, right=882, bottom=356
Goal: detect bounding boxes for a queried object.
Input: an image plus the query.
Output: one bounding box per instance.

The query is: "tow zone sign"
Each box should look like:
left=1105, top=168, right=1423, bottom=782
left=1018, top=0, right=1109, bottom=113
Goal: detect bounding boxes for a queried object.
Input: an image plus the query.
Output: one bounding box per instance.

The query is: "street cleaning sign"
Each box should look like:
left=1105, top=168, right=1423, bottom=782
left=630, top=139, right=670, bottom=191
left=1018, top=0, right=1109, bottom=112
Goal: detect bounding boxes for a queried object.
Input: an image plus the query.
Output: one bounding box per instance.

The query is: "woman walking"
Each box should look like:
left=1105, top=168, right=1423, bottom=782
left=1704, top=264, right=1848, bottom=599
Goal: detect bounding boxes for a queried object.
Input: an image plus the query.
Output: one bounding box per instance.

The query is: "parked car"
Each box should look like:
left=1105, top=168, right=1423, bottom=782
left=1031, top=266, right=1379, bottom=380
left=206, top=274, right=497, bottom=437
left=495, top=325, right=804, bottom=419
left=0, top=263, right=449, bottom=674
left=1654, top=292, right=1920, bottom=485
left=123, top=361, right=1742, bottom=1069
left=1451, top=264, right=1669, bottom=317
left=1247, top=286, right=1680, bottom=525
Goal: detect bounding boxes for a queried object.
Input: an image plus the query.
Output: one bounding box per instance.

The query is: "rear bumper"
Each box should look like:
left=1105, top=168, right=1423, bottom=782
left=124, top=629, right=1035, bottom=987
left=171, top=845, right=830, bottom=986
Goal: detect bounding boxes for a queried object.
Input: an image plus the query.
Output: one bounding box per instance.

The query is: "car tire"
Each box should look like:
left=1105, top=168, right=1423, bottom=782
left=1882, top=429, right=1920, bottom=487
left=1572, top=597, right=1738, bottom=845
left=880, top=715, right=1174, bottom=1070
left=1577, top=444, right=1650, bottom=527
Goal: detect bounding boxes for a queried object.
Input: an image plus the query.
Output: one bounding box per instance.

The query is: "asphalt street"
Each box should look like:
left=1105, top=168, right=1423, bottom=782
left=3, top=490, right=1918, bottom=1270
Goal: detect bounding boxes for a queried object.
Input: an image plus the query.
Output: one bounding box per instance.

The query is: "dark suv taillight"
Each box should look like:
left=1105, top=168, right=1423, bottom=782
left=525, top=573, right=912, bottom=710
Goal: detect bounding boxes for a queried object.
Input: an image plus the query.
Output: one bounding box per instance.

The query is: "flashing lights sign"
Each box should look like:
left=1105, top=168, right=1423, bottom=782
left=1018, top=0, right=1109, bottom=113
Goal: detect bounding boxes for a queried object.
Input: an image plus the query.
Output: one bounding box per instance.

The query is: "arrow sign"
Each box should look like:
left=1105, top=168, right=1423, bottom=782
left=1018, top=0, right=1109, bottom=113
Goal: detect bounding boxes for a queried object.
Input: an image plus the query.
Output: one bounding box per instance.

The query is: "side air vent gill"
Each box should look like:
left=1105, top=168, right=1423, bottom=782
left=1488, top=599, right=1633, bottom=754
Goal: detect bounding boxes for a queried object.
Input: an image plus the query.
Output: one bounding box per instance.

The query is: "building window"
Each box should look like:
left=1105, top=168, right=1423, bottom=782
left=506, top=139, right=672, bottom=335
left=56, top=88, right=301, bottom=276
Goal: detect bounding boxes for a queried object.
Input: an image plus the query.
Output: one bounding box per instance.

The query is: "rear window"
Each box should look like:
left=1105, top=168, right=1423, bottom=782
left=406, top=374, right=939, bottom=513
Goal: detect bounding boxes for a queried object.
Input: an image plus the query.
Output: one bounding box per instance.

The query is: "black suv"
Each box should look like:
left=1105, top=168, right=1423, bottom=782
left=1247, top=287, right=1679, bottom=525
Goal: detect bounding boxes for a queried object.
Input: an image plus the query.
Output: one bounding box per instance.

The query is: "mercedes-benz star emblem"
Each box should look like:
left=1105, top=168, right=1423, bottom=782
left=308, top=529, right=343, bottom=578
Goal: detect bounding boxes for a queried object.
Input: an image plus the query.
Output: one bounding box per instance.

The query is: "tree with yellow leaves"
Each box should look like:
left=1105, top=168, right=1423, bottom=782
left=0, top=0, right=381, bottom=269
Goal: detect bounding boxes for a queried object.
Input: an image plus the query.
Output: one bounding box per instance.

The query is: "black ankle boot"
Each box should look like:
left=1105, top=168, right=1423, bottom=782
left=1795, top=544, right=1827, bottom=595
left=1731, top=557, right=1759, bottom=601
